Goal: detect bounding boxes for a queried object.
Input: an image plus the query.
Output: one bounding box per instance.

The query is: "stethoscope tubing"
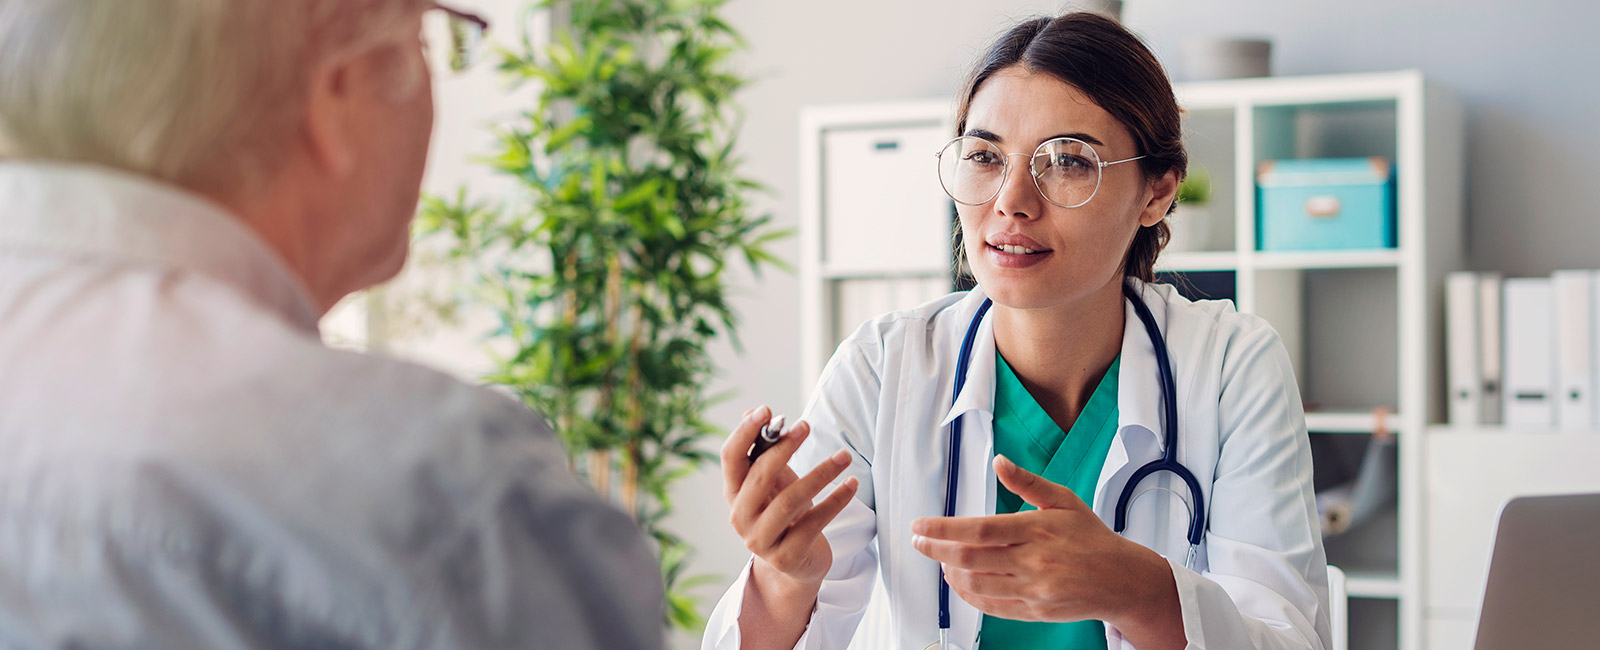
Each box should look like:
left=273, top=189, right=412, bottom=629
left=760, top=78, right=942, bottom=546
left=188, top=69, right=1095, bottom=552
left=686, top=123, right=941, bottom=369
left=938, top=298, right=993, bottom=630
left=1116, top=284, right=1207, bottom=547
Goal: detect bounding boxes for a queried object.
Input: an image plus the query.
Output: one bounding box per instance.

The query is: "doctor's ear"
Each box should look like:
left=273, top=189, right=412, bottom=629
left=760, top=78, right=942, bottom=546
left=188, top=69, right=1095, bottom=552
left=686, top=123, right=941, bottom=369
left=1138, top=169, right=1180, bottom=228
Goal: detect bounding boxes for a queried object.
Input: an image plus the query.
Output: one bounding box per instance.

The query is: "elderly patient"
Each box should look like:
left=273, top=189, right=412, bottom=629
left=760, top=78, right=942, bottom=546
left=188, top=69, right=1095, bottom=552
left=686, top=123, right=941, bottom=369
left=0, top=1, right=662, bottom=648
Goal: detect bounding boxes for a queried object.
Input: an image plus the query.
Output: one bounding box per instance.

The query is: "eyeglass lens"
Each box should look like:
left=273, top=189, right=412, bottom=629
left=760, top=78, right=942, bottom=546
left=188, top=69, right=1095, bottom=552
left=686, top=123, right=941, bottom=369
left=936, top=136, right=1104, bottom=208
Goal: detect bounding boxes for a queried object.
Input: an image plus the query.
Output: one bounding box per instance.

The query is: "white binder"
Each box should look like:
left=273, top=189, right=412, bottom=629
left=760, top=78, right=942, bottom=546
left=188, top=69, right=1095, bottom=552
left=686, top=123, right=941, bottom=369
left=1503, top=277, right=1556, bottom=427
left=1479, top=273, right=1504, bottom=425
left=1446, top=272, right=1482, bottom=426
left=821, top=125, right=951, bottom=274
left=1553, top=271, right=1595, bottom=428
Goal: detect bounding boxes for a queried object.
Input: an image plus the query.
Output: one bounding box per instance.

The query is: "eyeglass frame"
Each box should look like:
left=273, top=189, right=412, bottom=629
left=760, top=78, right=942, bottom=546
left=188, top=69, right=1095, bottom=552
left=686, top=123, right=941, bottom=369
left=433, top=3, right=490, bottom=72
left=933, top=135, right=1147, bottom=209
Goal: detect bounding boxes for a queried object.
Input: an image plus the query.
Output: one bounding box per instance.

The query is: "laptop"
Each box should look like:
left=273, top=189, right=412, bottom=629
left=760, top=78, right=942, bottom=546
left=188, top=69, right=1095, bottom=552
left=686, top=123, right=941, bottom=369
left=1472, top=493, right=1600, bottom=650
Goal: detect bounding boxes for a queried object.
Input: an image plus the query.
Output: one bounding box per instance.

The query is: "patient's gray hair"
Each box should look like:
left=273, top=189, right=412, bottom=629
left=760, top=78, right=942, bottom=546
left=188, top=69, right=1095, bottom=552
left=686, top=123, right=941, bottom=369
left=0, top=0, right=432, bottom=193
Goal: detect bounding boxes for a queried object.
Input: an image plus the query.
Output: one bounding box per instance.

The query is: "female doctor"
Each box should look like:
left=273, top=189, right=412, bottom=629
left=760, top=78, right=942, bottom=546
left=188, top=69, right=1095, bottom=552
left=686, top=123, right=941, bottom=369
left=705, top=12, right=1331, bottom=650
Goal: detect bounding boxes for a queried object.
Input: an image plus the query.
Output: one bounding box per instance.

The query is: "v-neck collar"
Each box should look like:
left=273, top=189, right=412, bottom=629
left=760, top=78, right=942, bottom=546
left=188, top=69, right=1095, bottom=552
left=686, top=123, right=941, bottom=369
left=993, top=353, right=1121, bottom=512
left=993, top=354, right=1068, bottom=459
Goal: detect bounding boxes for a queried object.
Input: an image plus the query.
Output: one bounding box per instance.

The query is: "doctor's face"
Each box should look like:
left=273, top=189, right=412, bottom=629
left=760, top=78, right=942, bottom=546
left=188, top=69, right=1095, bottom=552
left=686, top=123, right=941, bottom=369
left=955, top=66, right=1164, bottom=311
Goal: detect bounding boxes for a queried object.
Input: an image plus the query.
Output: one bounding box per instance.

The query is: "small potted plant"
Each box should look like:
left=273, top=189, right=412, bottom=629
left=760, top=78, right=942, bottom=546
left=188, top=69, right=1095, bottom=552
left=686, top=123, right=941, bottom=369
left=1167, top=165, right=1214, bottom=252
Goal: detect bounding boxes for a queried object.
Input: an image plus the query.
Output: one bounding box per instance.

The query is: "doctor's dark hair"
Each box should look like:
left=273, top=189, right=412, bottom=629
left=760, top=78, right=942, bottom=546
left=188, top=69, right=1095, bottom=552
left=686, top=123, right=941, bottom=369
left=953, top=12, right=1187, bottom=283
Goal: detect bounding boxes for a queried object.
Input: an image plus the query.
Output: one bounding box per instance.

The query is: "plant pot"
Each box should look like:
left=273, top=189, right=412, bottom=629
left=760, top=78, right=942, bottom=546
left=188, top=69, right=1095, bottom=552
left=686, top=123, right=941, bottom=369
left=1179, top=38, right=1272, bottom=82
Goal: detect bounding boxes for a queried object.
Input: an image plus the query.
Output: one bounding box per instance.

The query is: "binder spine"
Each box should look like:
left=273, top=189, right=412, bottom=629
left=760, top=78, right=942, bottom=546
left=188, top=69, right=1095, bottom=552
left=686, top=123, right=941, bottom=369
left=1554, top=271, right=1595, bottom=428
left=1503, top=277, right=1556, bottom=428
left=1479, top=273, right=1504, bottom=425
left=1447, top=272, right=1482, bottom=426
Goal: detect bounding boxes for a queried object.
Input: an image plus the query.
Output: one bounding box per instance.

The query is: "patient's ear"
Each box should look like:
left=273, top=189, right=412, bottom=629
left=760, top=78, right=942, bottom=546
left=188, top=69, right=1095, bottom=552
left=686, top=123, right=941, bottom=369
left=302, top=57, right=360, bottom=178
left=1140, top=169, right=1180, bottom=228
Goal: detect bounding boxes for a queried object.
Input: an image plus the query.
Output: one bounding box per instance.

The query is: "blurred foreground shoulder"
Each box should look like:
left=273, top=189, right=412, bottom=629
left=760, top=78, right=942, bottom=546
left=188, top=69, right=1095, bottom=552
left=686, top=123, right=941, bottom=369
left=342, top=354, right=668, bottom=650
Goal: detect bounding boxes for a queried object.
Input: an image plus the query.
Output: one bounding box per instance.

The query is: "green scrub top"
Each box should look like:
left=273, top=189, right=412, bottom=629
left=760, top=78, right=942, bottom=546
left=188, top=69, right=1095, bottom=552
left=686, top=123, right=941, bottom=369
left=977, top=352, right=1120, bottom=650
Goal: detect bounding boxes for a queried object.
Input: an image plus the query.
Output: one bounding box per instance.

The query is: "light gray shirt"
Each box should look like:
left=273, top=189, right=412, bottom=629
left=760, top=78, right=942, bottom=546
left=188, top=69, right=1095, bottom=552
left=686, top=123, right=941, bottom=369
left=0, top=163, right=663, bottom=649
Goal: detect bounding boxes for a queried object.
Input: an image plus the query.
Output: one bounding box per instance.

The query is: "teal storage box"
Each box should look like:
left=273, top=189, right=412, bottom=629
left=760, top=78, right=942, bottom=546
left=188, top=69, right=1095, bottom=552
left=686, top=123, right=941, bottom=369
left=1256, top=157, right=1395, bottom=251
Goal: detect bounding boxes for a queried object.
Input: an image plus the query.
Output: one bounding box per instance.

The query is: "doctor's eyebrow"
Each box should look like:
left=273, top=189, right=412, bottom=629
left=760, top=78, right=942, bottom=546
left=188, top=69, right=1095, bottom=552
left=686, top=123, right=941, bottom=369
left=962, top=128, right=1107, bottom=148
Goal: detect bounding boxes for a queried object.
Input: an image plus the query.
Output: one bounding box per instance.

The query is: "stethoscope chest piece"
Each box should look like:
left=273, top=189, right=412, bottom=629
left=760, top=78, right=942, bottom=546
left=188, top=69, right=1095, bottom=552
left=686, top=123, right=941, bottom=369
left=923, top=642, right=967, bottom=650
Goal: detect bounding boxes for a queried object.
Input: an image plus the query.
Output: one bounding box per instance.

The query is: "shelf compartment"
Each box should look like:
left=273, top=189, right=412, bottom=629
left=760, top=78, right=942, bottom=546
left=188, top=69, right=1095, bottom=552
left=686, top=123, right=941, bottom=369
left=1156, top=270, right=1237, bottom=306
left=1347, top=599, right=1400, bottom=650
left=1249, top=99, right=1405, bottom=258
left=1170, top=106, right=1237, bottom=254
left=1321, top=498, right=1400, bottom=593
left=1252, top=100, right=1399, bottom=168
left=1280, top=267, right=1400, bottom=414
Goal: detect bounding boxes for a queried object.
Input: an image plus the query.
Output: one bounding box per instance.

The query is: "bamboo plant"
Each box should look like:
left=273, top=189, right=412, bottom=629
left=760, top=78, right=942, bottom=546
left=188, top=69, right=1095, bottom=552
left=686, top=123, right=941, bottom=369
left=414, top=0, right=785, bottom=630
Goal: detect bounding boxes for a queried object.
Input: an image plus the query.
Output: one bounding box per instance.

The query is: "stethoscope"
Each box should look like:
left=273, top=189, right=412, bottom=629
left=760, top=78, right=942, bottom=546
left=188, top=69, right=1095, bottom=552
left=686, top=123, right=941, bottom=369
left=927, top=283, right=1206, bottom=650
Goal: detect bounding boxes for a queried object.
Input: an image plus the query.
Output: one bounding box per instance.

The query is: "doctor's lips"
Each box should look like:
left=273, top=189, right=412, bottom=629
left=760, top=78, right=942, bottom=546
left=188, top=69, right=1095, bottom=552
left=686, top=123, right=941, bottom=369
left=985, top=233, right=1052, bottom=256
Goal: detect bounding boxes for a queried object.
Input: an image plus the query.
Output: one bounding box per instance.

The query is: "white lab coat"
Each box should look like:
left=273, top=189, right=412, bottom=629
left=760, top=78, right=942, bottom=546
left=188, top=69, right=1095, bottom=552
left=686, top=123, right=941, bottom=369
left=704, top=280, right=1332, bottom=650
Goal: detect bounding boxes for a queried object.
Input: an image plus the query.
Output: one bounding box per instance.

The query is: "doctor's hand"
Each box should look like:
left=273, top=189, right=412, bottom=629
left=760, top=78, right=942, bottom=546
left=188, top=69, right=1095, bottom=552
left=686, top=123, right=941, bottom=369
left=721, top=405, right=859, bottom=588
left=911, top=455, right=1186, bottom=649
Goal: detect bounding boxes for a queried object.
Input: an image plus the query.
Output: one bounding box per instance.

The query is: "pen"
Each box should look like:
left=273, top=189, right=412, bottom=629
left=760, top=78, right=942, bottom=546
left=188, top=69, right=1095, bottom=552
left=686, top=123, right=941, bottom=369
left=746, top=414, right=786, bottom=462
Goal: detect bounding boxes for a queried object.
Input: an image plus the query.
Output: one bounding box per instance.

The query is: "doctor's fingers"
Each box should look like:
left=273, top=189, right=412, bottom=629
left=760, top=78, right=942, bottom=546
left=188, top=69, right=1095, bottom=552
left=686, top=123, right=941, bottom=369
left=732, top=446, right=849, bottom=537
left=719, top=406, right=773, bottom=501
left=947, top=583, right=1032, bottom=622
left=912, top=513, right=1038, bottom=545
left=721, top=417, right=808, bottom=504
left=746, top=457, right=856, bottom=549
left=757, top=476, right=859, bottom=563
left=911, top=536, right=1021, bottom=574
left=941, top=565, right=1036, bottom=602
left=729, top=422, right=811, bottom=508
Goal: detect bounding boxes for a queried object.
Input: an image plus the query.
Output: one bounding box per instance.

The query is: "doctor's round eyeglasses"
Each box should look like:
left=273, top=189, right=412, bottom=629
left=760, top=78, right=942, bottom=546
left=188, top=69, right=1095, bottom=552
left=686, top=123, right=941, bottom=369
left=430, top=4, right=490, bottom=73
left=935, top=135, right=1146, bottom=209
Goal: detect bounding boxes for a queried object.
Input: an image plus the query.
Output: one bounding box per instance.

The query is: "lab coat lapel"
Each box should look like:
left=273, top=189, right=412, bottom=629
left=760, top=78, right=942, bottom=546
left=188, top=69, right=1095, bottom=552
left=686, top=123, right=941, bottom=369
left=936, top=289, right=998, bottom=648
left=1095, top=280, right=1169, bottom=520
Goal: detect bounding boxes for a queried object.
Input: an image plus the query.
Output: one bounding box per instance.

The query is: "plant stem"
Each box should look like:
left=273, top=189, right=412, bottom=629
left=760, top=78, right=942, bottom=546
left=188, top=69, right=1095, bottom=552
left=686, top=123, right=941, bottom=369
left=622, top=442, right=640, bottom=518
left=595, top=250, right=624, bottom=441
left=590, top=448, right=612, bottom=501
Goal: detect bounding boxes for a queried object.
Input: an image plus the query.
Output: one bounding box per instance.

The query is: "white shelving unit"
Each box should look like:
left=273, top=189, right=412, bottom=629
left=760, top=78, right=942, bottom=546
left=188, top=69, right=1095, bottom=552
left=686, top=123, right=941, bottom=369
left=798, top=71, right=1465, bottom=650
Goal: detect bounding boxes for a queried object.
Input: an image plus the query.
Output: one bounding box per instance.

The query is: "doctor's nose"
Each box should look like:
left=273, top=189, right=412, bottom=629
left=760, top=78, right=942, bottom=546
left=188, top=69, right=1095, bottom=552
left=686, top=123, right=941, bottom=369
left=992, top=153, right=1042, bottom=221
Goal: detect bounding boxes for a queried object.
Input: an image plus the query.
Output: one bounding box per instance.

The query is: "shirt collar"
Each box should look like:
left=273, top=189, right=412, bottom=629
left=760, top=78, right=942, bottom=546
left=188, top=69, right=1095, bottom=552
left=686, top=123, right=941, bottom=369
left=940, top=286, right=998, bottom=428
left=0, top=162, right=321, bottom=333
